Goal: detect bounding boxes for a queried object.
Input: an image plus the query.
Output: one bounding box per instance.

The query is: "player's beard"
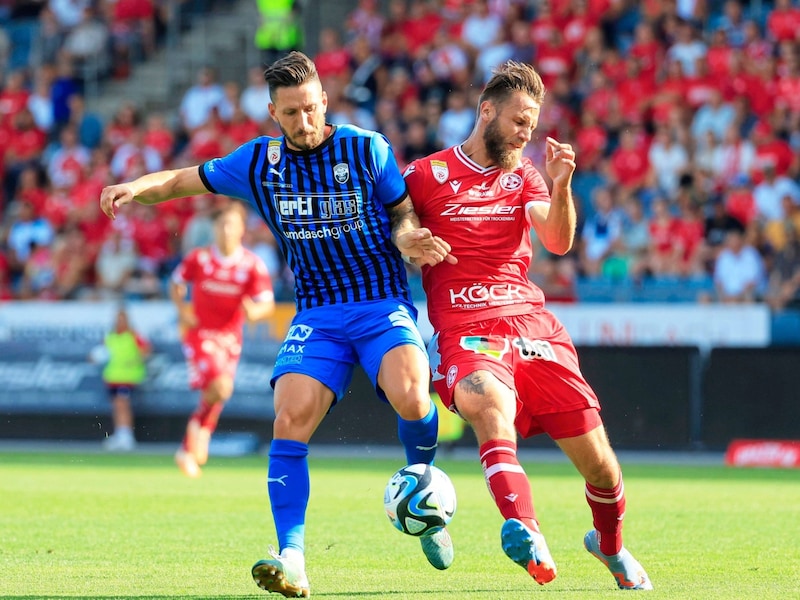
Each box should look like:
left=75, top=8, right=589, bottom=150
left=279, top=115, right=326, bottom=151
left=484, top=116, right=522, bottom=172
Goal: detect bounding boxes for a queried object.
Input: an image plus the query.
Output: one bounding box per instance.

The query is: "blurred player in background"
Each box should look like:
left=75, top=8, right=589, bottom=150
left=99, top=51, right=454, bottom=598
left=169, top=201, right=275, bottom=478
left=90, top=306, right=151, bottom=452
left=404, top=61, right=653, bottom=591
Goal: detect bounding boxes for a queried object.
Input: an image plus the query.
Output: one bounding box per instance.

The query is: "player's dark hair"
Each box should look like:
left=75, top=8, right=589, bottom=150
left=263, top=51, right=320, bottom=98
left=479, top=61, right=546, bottom=108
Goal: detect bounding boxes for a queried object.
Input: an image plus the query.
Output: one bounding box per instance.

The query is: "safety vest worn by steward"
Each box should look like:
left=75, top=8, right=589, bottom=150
left=102, top=331, right=147, bottom=385
left=255, top=0, right=302, bottom=51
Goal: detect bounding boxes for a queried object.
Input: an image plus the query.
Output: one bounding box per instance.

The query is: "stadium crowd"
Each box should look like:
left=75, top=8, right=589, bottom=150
left=1, top=0, right=800, bottom=309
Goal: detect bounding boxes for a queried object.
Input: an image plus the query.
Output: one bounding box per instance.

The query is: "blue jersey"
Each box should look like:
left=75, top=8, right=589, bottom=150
left=200, top=124, right=412, bottom=311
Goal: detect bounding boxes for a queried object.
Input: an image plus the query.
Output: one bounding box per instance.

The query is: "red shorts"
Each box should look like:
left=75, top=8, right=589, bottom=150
left=430, top=309, right=601, bottom=439
left=182, top=328, right=242, bottom=391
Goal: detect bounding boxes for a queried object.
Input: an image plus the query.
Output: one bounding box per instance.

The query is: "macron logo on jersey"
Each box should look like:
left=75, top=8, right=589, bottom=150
left=402, top=165, right=416, bottom=178
left=449, top=180, right=462, bottom=193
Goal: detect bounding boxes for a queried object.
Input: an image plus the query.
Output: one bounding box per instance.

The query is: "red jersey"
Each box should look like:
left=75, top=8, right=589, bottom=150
left=404, top=145, right=551, bottom=332
left=173, top=246, right=273, bottom=335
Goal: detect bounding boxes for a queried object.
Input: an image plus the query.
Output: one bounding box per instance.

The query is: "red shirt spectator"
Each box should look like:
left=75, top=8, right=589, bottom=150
left=575, top=110, right=608, bottom=170
left=0, top=71, right=30, bottom=126
left=751, top=122, right=797, bottom=182
left=615, top=58, right=655, bottom=124
left=767, top=0, right=800, bottom=43
left=609, top=129, right=650, bottom=191
left=314, top=27, right=351, bottom=81
left=725, top=180, right=758, bottom=226
left=628, top=22, right=664, bottom=82
left=684, top=60, right=718, bottom=109
left=535, top=30, right=573, bottom=88
left=706, top=30, right=734, bottom=77
left=129, top=203, right=173, bottom=274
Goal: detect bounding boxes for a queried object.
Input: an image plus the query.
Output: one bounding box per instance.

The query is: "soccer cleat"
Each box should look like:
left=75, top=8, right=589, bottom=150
left=252, top=547, right=310, bottom=598
left=174, top=448, right=201, bottom=478
left=194, top=427, right=212, bottom=465
left=501, top=518, right=557, bottom=585
left=584, top=530, right=653, bottom=590
left=420, top=527, right=454, bottom=570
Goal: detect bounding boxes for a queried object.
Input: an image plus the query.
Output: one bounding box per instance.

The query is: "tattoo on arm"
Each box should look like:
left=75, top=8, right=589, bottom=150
left=387, top=197, right=420, bottom=244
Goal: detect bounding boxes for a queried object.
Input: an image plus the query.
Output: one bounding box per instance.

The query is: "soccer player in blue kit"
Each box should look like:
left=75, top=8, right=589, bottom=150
left=99, top=51, right=455, bottom=598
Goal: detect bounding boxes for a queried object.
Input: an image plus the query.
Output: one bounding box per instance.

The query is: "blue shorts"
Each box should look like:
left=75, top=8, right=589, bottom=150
left=271, top=299, right=426, bottom=403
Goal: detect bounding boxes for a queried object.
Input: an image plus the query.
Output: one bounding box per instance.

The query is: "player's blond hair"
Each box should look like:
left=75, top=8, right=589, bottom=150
left=263, top=51, right=320, bottom=98
left=479, top=61, right=546, bottom=107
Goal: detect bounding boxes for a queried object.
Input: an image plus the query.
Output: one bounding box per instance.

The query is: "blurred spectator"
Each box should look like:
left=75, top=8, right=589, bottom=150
left=713, top=228, right=767, bottom=302
left=766, top=0, right=800, bottom=44
left=178, top=66, right=229, bottom=136
left=645, top=196, right=682, bottom=278
left=142, top=113, right=174, bottom=164
left=666, top=19, right=707, bottom=76
left=703, top=194, right=746, bottom=267
left=723, top=174, right=757, bottom=227
left=254, top=0, right=303, bottom=66
left=94, top=228, right=139, bottom=299
left=104, top=0, right=157, bottom=78
left=691, top=88, right=735, bottom=143
left=314, top=27, right=351, bottom=85
left=765, top=222, right=800, bottom=311
left=607, top=127, right=649, bottom=195
left=104, top=102, right=140, bottom=150
left=710, top=124, right=755, bottom=186
left=751, top=121, right=798, bottom=183
left=0, top=70, right=31, bottom=125
left=605, top=194, right=651, bottom=281
left=27, top=68, right=55, bottom=133
left=461, top=0, right=504, bottom=58
left=62, top=5, right=110, bottom=81
left=181, top=195, right=216, bottom=255
left=66, top=93, right=104, bottom=149
left=345, top=0, right=383, bottom=49
left=436, top=89, right=473, bottom=149
left=46, top=124, right=90, bottom=189
left=647, top=125, right=690, bottom=200
left=3, top=107, right=47, bottom=203
left=752, top=164, right=800, bottom=222
left=110, top=128, right=163, bottom=181
left=343, top=35, right=385, bottom=113
left=715, top=0, right=747, bottom=48
left=49, top=0, right=90, bottom=31
left=579, top=186, right=624, bottom=277
left=239, top=65, right=272, bottom=125
left=6, top=201, right=55, bottom=285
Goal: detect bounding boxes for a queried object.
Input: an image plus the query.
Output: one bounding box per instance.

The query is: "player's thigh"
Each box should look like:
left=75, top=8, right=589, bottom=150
left=375, top=343, right=431, bottom=417
left=555, top=424, right=621, bottom=488
left=452, top=369, right=518, bottom=444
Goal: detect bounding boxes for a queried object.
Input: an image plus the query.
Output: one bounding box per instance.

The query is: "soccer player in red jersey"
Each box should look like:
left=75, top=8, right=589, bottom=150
left=169, top=201, right=275, bottom=478
left=404, top=61, right=653, bottom=591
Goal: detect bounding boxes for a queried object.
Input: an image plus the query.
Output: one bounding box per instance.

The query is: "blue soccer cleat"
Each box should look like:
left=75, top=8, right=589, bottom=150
left=584, top=530, right=653, bottom=590
left=420, top=526, right=454, bottom=570
left=501, top=518, right=557, bottom=585
left=252, top=547, right=310, bottom=598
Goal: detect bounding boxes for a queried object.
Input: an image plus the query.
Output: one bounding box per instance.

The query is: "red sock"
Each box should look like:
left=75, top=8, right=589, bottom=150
left=585, top=472, right=626, bottom=556
left=479, top=439, right=538, bottom=531
left=192, top=399, right=224, bottom=431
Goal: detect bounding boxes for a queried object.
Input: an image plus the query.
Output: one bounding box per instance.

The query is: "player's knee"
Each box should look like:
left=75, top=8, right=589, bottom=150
left=205, top=377, right=234, bottom=404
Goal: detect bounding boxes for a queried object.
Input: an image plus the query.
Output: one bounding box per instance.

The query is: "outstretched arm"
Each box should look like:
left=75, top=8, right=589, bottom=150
left=388, top=196, right=457, bottom=266
left=100, top=166, right=209, bottom=220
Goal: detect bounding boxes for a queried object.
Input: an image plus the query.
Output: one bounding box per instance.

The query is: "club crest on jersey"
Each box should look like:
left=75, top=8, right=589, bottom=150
left=431, top=160, right=449, bottom=184
left=499, top=172, right=523, bottom=191
left=446, top=365, right=458, bottom=388
left=268, top=140, right=281, bottom=165
left=333, top=162, right=350, bottom=183
left=460, top=335, right=510, bottom=360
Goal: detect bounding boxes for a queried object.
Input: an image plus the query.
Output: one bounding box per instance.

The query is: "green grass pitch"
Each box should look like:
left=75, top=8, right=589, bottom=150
left=1, top=450, right=799, bottom=599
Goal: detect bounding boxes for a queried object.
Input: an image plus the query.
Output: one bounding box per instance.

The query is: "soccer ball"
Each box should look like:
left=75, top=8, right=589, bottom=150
left=384, top=463, right=456, bottom=536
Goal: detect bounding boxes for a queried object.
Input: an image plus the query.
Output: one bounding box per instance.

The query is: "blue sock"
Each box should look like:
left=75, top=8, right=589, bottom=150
left=397, top=399, right=438, bottom=465
left=268, top=439, right=309, bottom=553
